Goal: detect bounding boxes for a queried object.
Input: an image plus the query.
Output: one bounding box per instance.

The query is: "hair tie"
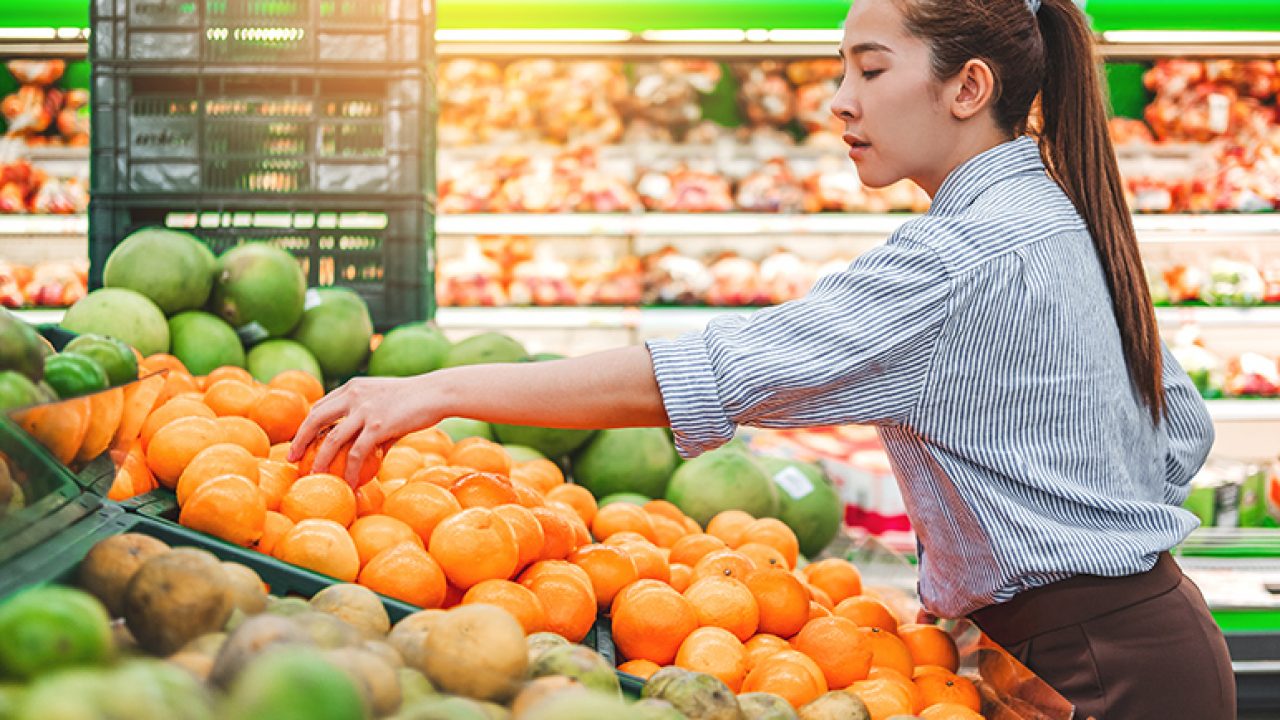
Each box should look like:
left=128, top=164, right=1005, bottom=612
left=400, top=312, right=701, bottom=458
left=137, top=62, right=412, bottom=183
left=1025, top=0, right=1042, bottom=13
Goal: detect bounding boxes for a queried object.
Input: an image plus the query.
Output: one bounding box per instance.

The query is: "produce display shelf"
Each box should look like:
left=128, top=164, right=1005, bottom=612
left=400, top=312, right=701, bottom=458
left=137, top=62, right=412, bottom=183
left=0, top=214, right=87, bottom=235
left=436, top=212, right=1280, bottom=239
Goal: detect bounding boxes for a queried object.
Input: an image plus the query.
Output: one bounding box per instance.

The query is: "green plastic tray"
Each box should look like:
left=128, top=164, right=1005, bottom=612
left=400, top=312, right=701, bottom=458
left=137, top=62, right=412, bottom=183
left=0, top=417, right=96, bottom=565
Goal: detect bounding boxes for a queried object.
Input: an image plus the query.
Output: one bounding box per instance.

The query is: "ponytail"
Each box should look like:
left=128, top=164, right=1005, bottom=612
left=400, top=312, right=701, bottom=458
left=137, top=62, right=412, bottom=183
left=897, top=0, right=1166, bottom=424
left=1036, top=0, right=1165, bottom=424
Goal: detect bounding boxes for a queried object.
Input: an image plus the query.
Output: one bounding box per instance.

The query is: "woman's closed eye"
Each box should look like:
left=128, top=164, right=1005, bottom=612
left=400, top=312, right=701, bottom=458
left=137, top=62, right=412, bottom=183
left=861, top=69, right=885, bottom=80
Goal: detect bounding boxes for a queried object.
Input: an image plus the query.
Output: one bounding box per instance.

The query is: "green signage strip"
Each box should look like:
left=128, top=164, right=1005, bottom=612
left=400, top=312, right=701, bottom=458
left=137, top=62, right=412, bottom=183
left=1085, top=0, right=1280, bottom=32
left=437, top=0, right=849, bottom=31
left=1213, top=609, right=1280, bottom=635
left=0, top=0, right=88, bottom=28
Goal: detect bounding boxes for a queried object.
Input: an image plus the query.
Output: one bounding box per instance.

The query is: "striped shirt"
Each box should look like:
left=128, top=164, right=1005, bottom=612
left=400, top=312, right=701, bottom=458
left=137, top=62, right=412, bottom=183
left=646, top=136, right=1213, bottom=618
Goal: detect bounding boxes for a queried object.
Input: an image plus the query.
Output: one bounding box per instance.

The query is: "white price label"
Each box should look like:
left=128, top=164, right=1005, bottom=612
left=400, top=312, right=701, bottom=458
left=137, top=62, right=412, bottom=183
left=1208, top=93, right=1230, bottom=135
left=773, top=466, right=815, bottom=500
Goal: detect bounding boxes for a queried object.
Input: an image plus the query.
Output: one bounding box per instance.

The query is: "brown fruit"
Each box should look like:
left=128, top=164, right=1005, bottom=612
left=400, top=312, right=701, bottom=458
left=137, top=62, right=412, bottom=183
left=124, top=548, right=233, bottom=655
left=309, top=583, right=392, bottom=638
left=422, top=604, right=528, bottom=703
left=220, top=562, right=268, bottom=615
left=77, top=533, right=171, bottom=617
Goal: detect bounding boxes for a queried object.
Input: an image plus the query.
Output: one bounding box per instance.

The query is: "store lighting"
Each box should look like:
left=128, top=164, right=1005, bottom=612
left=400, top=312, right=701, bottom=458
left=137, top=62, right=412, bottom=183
left=767, top=29, right=843, bottom=43
left=0, top=27, right=57, bottom=40
left=1102, top=30, right=1280, bottom=44
left=639, top=29, right=747, bottom=43
left=434, top=28, right=632, bottom=43
left=745, top=29, right=770, bottom=42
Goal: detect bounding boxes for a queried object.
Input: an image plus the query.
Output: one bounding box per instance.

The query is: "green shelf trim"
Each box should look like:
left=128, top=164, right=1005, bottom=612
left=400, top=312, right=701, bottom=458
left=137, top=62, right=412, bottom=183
left=1085, top=0, right=1280, bottom=32
left=1213, top=608, right=1280, bottom=635
left=438, top=0, right=849, bottom=31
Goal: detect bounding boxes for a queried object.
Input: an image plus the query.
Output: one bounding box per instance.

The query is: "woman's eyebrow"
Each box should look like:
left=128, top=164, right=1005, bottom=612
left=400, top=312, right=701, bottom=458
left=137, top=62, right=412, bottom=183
left=845, top=41, right=893, bottom=56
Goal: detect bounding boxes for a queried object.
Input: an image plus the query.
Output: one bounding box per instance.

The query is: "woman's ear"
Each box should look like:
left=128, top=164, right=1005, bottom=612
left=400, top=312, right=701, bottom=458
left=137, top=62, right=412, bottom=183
left=950, top=58, right=997, bottom=120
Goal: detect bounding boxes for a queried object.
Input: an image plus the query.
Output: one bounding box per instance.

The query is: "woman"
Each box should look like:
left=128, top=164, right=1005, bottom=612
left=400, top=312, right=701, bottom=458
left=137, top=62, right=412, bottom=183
left=291, top=0, right=1235, bottom=715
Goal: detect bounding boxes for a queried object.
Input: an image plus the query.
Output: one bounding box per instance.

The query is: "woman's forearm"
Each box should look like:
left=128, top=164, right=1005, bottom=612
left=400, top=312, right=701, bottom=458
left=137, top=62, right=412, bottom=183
left=425, top=345, right=671, bottom=430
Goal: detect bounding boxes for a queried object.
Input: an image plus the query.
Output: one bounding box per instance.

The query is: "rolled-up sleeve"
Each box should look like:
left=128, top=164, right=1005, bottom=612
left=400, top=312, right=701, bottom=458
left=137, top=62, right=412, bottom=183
left=1159, top=343, right=1215, bottom=505
left=647, top=238, right=951, bottom=457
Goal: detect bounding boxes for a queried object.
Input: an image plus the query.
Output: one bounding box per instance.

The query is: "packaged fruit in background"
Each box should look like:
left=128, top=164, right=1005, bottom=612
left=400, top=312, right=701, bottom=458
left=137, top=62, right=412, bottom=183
left=1202, top=258, right=1266, bottom=306
left=1267, top=458, right=1280, bottom=526
left=1183, top=459, right=1255, bottom=528
left=1169, top=326, right=1225, bottom=399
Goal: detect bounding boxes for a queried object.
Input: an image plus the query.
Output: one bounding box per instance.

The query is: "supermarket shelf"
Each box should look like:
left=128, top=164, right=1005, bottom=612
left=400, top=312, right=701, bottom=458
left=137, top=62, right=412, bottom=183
left=0, top=40, right=87, bottom=58
left=1156, top=306, right=1280, bottom=327
left=0, top=215, right=87, bottom=236
left=437, top=212, right=1280, bottom=239
left=1207, top=401, right=1280, bottom=422
left=10, top=307, right=66, bottom=324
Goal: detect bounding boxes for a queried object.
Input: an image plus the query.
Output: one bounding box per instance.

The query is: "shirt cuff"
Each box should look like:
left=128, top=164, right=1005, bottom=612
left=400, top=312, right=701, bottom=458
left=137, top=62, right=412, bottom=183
left=646, top=331, right=737, bottom=458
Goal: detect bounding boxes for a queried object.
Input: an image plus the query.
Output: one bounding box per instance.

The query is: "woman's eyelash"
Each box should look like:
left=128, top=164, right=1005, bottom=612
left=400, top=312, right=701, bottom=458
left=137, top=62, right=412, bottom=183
left=862, top=69, right=884, bottom=79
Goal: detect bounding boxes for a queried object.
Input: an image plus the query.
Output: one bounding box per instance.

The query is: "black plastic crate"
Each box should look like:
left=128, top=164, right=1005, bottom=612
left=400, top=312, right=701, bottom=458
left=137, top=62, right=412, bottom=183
left=89, top=195, right=434, bottom=330
left=92, top=0, right=429, bottom=66
left=91, top=69, right=433, bottom=196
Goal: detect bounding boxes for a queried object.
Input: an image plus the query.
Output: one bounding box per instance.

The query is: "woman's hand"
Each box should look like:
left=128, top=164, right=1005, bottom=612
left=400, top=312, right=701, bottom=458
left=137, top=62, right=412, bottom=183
left=288, top=374, right=443, bottom=487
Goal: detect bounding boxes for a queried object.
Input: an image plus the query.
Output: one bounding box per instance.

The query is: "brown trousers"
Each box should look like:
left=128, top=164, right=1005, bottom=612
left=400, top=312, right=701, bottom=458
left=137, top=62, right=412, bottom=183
left=970, top=553, right=1236, bottom=720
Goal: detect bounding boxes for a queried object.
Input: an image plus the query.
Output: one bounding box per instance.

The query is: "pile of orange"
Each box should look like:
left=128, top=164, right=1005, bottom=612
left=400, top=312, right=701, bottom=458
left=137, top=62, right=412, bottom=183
left=601, top=506, right=983, bottom=719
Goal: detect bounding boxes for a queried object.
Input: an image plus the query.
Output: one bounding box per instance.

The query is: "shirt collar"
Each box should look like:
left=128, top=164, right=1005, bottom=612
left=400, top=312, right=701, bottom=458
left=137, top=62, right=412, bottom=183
left=927, top=135, right=1046, bottom=217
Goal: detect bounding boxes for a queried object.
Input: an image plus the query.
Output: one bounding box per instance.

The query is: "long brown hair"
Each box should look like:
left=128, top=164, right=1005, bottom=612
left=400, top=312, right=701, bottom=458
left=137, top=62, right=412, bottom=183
left=894, top=0, right=1165, bottom=424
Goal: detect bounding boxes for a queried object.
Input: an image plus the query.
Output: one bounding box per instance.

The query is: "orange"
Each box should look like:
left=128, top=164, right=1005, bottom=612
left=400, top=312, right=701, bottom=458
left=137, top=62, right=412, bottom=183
left=807, top=584, right=835, bottom=610
left=215, top=416, right=272, bottom=458
left=915, top=673, right=980, bottom=712
left=358, top=541, right=447, bottom=608
left=862, top=626, right=915, bottom=677
left=382, top=478, right=407, bottom=496
left=808, top=601, right=832, bottom=620
left=140, top=396, right=216, bottom=447
left=523, top=570, right=596, bottom=642
left=669, top=534, right=729, bottom=567
left=529, top=506, right=575, bottom=560
left=669, top=563, right=695, bottom=593
left=280, top=473, right=358, bottom=527
left=106, top=444, right=156, bottom=501
left=869, top=666, right=925, bottom=708
left=693, top=549, right=757, bottom=581
left=154, top=371, right=201, bottom=408
left=740, top=651, right=827, bottom=709
left=611, top=582, right=699, bottom=665
left=739, top=518, right=799, bottom=569
left=849, top=677, right=917, bottom=719
left=269, top=443, right=291, bottom=462
left=350, top=514, right=424, bottom=567
left=544, top=484, right=598, bottom=526
left=428, top=507, right=519, bottom=589
left=175, top=442, right=260, bottom=505
left=206, top=365, right=255, bottom=387
left=913, top=665, right=956, bottom=680
left=295, top=425, right=383, bottom=488
left=919, top=703, right=985, bottom=720
left=256, top=459, right=298, bottom=511
left=204, top=379, right=264, bottom=418
left=706, top=510, right=755, bottom=547
left=382, top=482, right=463, bottom=544
left=569, top=543, right=639, bottom=609
left=744, top=633, right=792, bottom=673
left=648, top=515, right=689, bottom=548
left=394, top=427, right=454, bottom=456
left=146, top=416, right=223, bottom=487
left=737, top=542, right=789, bottom=571
left=683, top=576, right=760, bottom=642
left=510, top=480, right=546, bottom=508
left=355, top=479, right=385, bottom=516
left=591, top=503, right=656, bottom=544
left=377, top=445, right=425, bottom=483
left=792, top=616, right=873, bottom=688
left=675, top=626, right=749, bottom=692
left=509, top=458, right=563, bottom=494
left=248, top=388, right=309, bottom=445
left=268, top=369, right=324, bottom=404
left=446, top=437, right=512, bottom=476
left=178, top=473, right=266, bottom=547
left=744, top=569, right=810, bottom=639
left=451, top=472, right=519, bottom=509
left=255, top=511, right=293, bottom=556
left=273, top=518, right=360, bottom=582
left=602, top=532, right=651, bottom=547
left=493, top=504, right=546, bottom=570
left=461, top=579, right=546, bottom=634
left=898, top=623, right=960, bottom=673
left=613, top=540, right=670, bottom=584
left=409, top=465, right=473, bottom=489
left=140, top=353, right=189, bottom=376
left=518, top=559, right=594, bottom=595
left=643, top=499, right=688, bottom=524
left=834, top=595, right=900, bottom=633
left=803, top=558, right=863, bottom=605
left=617, top=659, right=661, bottom=680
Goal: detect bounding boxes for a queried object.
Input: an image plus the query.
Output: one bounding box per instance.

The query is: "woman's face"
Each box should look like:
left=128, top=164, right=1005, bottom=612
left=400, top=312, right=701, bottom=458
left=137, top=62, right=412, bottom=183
left=830, top=0, right=956, bottom=193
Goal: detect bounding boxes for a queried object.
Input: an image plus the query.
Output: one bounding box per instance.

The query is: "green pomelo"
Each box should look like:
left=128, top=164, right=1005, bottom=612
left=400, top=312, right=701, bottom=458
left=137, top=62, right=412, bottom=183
left=103, top=658, right=215, bottom=720
left=434, top=418, right=493, bottom=442
left=528, top=645, right=619, bottom=697
left=397, top=696, right=491, bottom=720
left=0, top=308, right=46, bottom=381
left=641, top=668, right=741, bottom=720
left=572, top=428, right=679, bottom=500
left=598, top=493, right=651, bottom=507
left=291, top=288, right=373, bottom=380
left=13, top=668, right=109, bottom=720
left=211, top=244, right=307, bottom=339
left=799, top=691, right=869, bottom=720
left=369, top=324, right=451, bottom=377
left=665, top=446, right=779, bottom=527
left=0, top=586, right=113, bottom=681
left=63, top=334, right=139, bottom=387
left=103, top=228, right=214, bottom=315
left=42, top=354, right=108, bottom=398
left=441, top=333, right=527, bottom=368
left=738, top=692, right=800, bottom=719
left=754, top=456, right=843, bottom=558
left=0, top=371, right=45, bottom=412
left=519, top=691, right=634, bottom=720
left=168, top=311, right=245, bottom=376
left=246, top=340, right=322, bottom=384
left=62, top=288, right=169, bottom=357
left=223, top=648, right=365, bottom=720
left=632, top=698, right=690, bottom=720
left=502, top=445, right=546, bottom=462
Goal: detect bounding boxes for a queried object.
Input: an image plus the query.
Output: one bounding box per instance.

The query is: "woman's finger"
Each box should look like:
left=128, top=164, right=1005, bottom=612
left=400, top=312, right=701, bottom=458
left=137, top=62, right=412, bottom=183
left=343, top=425, right=383, bottom=489
left=288, top=391, right=349, bottom=462
left=310, top=412, right=363, bottom=475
